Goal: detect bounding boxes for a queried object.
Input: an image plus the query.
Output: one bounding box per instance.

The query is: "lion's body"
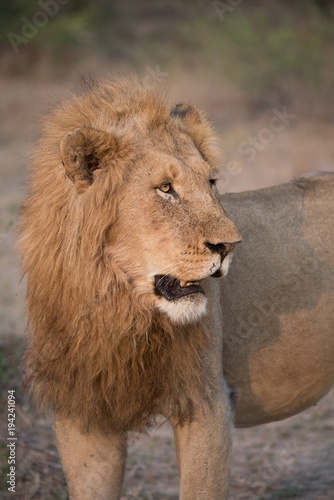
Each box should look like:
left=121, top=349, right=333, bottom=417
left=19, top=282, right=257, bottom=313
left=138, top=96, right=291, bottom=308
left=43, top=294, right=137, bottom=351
left=18, top=77, right=334, bottom=500
left=218, top=173, right=334, bottom=426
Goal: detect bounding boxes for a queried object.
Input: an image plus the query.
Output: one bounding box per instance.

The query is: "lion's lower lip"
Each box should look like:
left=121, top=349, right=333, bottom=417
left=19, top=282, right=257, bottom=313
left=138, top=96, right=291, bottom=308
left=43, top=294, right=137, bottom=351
left=154, top=275, right=205, bottom=301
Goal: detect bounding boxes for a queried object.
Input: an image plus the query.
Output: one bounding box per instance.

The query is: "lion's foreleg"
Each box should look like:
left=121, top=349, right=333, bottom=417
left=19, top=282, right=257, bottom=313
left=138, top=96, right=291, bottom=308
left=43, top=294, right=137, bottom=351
left=171, top=394, right=233, bottom=500
left=53, top=417, right=127, bottom=500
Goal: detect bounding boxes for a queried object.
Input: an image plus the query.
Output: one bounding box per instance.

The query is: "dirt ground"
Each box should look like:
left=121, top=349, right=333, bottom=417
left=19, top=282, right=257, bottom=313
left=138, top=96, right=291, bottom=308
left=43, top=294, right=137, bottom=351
left=0, top=75, right=333, bottom=499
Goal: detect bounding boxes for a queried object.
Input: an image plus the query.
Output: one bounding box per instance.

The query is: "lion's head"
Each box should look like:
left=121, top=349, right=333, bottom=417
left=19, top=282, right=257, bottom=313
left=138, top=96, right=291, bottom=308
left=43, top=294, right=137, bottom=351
left=18, top=77, right=241, bottom=431
left=57, top=80, right=240, bottom=326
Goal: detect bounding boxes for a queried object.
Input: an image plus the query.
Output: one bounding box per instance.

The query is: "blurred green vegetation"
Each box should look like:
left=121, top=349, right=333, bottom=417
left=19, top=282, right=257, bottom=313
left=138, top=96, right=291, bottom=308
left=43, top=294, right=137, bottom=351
left=1, top=0, right=121, bottom=54
left=0, top=0, right=333, bottom=107
left=181, top=6, right=333, bottom=93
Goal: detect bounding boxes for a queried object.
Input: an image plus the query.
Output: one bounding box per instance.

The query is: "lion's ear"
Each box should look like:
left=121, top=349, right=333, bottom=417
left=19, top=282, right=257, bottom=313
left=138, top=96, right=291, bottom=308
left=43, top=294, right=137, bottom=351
left=170, top=102, right=219, bottom=165
left=170, top=103, right=202, bottom=125
left=60, top=127, right=116, bottom=193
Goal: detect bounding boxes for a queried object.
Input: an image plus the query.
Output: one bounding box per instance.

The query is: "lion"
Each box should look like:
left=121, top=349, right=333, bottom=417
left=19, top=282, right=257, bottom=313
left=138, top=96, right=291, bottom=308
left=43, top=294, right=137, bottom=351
left=18, top=76, right=334, bottom=500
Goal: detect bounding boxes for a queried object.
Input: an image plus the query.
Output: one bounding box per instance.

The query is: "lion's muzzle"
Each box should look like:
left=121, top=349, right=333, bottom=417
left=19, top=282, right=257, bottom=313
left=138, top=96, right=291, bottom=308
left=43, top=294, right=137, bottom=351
left=154, top=242, right=239, bottom=301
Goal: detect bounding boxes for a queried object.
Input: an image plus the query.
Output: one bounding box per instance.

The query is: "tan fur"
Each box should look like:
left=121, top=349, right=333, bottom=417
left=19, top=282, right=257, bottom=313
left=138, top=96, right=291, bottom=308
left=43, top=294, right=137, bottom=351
left=219, top=172, right=334, bottom=427
left=18, top=77, right=334, bottom=499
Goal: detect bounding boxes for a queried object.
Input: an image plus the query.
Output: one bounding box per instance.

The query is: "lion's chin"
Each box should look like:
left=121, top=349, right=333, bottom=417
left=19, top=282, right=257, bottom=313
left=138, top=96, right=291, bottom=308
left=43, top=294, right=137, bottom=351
left=155, top=294, right=208, bottom=325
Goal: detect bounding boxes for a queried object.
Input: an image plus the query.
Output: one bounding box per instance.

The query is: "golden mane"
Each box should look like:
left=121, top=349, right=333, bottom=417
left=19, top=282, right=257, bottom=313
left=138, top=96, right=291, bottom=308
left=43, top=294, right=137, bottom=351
left=18, top=77, right=219, bottom=433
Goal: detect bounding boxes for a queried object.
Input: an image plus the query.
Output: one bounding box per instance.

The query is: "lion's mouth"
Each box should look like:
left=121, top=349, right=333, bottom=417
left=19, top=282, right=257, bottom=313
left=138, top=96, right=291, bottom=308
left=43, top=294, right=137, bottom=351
left=154, top=275, right=205, bottom=301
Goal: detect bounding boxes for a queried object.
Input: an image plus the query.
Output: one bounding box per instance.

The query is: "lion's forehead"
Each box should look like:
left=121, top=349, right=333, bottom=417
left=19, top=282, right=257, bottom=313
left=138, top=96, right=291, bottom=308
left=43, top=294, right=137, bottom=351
left=143, top=146, right=215, bottom=183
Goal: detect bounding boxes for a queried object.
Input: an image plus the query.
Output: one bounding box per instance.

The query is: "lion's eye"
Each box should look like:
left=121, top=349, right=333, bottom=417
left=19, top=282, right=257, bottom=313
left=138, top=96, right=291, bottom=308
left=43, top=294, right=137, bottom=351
left=158, top=183, right=172, bottom=193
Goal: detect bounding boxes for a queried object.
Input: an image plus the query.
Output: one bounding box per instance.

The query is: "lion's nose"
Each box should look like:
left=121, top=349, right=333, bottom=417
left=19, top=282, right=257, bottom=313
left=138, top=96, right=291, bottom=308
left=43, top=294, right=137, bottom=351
left=205, top=241, right=238, bottom=259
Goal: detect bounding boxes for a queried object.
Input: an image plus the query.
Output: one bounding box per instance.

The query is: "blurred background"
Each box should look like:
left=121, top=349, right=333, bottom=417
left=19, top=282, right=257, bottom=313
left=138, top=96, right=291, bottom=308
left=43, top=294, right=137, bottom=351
left=0, top=1, right=334, bottom=498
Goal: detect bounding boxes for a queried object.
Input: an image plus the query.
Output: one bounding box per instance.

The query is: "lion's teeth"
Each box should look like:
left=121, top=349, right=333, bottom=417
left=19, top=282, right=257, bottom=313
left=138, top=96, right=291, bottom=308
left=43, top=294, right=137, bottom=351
left=180, top=280, right=200, bottom=287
